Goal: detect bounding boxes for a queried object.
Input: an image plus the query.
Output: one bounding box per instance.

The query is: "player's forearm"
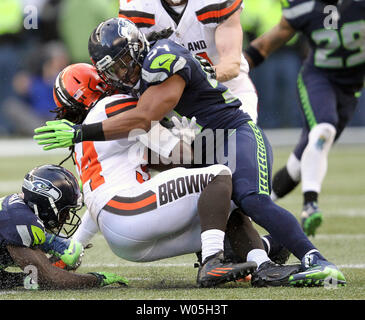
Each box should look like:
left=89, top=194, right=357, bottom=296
left=7, top=245, right=100, bottom=289
left=250, top=28, right=289, bottom=58
left=245, top=17, right=296, bottom=69
left=101, top=111, right=151, bottom=140
left=38, top=267, right=100, bottom=290
left=215, top=10, right=242, bottom=82
left=83, top=79, right=182, bottom=142
left=78, top=108, right=152, bottom=142
left=214, top=23, right=242, bottom=81
left=214, top=58, right=241, bottom=82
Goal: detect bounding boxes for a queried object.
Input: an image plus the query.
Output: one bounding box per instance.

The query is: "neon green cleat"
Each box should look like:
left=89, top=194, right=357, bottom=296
left=301, top=202, right=323, bottom=236
left=289, top=252, right=346, bottom=287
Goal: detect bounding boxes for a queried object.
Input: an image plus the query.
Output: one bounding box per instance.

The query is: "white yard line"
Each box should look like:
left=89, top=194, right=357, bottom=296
left=81, top=262, right=365, bottom=269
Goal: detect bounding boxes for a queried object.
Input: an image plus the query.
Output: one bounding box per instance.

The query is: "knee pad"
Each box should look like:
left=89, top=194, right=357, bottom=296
left=308, top=123, right=337, bottom=152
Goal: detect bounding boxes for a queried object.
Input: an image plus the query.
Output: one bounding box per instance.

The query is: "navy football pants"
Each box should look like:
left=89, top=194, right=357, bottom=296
left=219, top=122, right=318, bottom=260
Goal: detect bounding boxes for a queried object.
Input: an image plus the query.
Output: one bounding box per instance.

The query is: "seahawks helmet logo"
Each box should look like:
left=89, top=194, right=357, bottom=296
left=23, top=175, right=62, bottom=201
left=117, top=18, right=135, bottom=40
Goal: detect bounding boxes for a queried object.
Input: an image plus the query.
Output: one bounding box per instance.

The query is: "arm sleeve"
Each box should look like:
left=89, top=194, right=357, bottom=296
left=72, top=210, right=99, bottom=247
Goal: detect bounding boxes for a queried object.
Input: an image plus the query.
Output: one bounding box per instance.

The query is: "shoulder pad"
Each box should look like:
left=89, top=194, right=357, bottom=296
left=142, top=40, right=187, bottom=84
left=195, top=0, right=243, bottom=24
left=102, top=94, right=139, bottom=118
left=2, top=202, right=46, bottom=247
left=119, top=0, right=155, bottom=28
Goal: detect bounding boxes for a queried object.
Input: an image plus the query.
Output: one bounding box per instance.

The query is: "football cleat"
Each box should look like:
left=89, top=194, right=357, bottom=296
left=288, top=251, right=346, bottom=287
left=197, top=250, right=257, bottom=288
left=301, top=202, right=323, bottom=236
left=251, top=261, right=302, bottom=287
left=49, top=239, right=84, bottom=270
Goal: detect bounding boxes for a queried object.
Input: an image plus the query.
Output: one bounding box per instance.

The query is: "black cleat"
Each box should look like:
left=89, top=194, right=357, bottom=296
left=197, top=250, right=257, bottom=288
left=251, top=261, right=301, bottom=287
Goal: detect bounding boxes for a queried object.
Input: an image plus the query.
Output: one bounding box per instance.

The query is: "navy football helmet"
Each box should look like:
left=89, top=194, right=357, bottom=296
left=22, top=165, right=83, bottom=238
left=88, top=18, right=149, bottom=92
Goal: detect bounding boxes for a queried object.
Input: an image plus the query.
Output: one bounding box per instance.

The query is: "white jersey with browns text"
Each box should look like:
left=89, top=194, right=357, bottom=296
left=74, top=94, right=149, bottom=216
left=119, top=0, right=258, bottom=121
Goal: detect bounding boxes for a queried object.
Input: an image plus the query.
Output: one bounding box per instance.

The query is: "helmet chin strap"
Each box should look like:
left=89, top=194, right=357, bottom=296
left=33, top=203, right=39, bottom=217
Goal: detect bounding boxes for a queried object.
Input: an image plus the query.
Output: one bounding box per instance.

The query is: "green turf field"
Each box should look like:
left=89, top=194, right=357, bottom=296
left=0, top=144, right=364, bottom=301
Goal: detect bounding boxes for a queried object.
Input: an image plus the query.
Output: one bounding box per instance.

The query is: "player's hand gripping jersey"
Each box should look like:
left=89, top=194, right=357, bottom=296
left=282, top=0, right=365, bottom=88
left=119, top=0, right=259, bottom=121
left=140, top=38, right=251, bottom=130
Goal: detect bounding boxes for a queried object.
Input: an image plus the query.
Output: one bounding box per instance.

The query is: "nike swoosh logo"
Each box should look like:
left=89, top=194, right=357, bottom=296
left=159, top=59, right=170, bottom=66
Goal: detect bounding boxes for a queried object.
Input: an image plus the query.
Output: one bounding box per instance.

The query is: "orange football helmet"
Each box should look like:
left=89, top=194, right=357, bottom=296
left=53, top=63, right=109, bottom=124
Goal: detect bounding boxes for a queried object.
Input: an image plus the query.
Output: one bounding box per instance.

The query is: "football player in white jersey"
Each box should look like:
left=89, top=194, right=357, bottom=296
left=52, top=63, right=261, bottom=288
left=118, top=0, right=259, bottom=123
left=51, top=63, right=304, bottom=287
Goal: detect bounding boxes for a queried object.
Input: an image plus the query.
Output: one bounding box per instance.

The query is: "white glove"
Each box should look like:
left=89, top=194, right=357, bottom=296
left=171, top=116, right=200, bottom=145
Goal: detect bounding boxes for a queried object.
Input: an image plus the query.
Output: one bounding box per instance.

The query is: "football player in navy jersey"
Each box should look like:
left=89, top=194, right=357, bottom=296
left=34, top=17, right=347, bottom=287
left=244, top=0, right=365, bottom=237
left=0, top=164, right=128, bottom=289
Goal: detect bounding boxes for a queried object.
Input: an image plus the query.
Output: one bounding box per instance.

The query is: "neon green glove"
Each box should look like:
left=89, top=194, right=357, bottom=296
left=49, top=239, right=84, bottom=271
left=89, top=272, right=129, bottom=287
left=33, top=119, right=82, bottom=151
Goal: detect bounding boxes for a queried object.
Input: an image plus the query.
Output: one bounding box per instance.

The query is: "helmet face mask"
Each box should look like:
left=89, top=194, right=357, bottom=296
left=89, top=18, right=149, bottom=92
left=22, top=165, right=83, bottom=239
left=102, top=53, right=142, bottom=90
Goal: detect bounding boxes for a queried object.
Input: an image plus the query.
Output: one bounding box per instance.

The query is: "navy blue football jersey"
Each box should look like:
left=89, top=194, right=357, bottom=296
left=139, top=39, right=251, bottom=131
left=282, top=0, right=365, bottom=87
left=0, top=194, right=46, bottom=249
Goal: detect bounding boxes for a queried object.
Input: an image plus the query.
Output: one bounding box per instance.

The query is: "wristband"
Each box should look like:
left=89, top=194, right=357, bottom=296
left=245, top=45, right=265, bottom=67
left=80, top=122, right=105, bottom=142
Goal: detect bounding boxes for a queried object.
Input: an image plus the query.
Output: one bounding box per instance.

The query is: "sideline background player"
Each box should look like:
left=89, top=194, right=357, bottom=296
left=244, top=0, right=365, bottom=236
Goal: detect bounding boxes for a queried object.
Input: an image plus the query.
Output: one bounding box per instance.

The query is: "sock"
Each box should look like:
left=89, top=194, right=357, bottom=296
left=240, top=194, right=317, bottom=260
left=303, top=249, right=327, bottom=266
left=247, top=249, right=270, bottom=268
left=201, top=229, right=225, bottom=263
left=304, top=191, right=318, bottom=205
left=261, top=235, right=271, bottom=254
